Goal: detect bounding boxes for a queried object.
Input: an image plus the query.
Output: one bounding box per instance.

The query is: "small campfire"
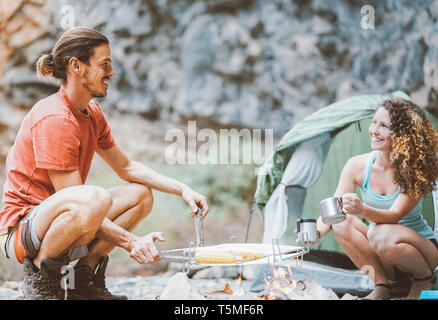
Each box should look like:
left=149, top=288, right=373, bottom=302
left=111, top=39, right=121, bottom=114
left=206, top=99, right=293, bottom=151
left=159, top=263, right=352, bottom=300
left=203, top=274, right=246, bottom=298
left=158, top=241, right=348, bottom=300
left=203, top=266, right=300, bottom=300
left=258, top=266, right=297, bottom=300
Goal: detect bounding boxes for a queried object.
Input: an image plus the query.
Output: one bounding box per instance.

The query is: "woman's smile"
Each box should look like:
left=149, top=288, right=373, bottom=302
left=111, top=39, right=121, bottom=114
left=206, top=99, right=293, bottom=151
left=369, top=107, right=392, bottom=150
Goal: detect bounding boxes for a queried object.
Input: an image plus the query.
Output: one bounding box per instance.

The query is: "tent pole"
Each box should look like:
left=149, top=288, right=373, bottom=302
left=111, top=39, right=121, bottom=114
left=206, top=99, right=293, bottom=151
left=244, top=198, right=258, bottom=243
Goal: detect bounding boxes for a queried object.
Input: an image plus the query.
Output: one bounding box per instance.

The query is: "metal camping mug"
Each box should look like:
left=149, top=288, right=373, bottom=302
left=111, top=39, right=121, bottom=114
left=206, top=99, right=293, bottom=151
left=318, top=197, right=346, bottom=225
left=296, top=218, right=318, bottom=243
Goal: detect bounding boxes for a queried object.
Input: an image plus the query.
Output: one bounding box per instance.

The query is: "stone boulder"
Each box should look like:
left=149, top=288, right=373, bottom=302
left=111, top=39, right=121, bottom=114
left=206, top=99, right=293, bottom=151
left=160, top=272, right=207, bottom=300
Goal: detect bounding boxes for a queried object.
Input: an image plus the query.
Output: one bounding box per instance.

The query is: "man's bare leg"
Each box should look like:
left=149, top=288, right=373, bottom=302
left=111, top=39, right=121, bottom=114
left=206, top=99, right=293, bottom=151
left=76, top=183, right=154, bottom=270
left=32, top=185, right=113, bottom=269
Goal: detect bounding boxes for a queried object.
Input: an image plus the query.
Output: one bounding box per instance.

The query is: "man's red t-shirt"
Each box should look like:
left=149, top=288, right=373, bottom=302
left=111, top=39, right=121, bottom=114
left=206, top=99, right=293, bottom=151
left=0, top=89, right=116, bottom=235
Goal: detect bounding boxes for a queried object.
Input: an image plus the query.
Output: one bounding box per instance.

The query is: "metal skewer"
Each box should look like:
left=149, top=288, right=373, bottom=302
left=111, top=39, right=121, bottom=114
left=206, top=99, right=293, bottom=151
left=193, top=206, right=204, bottom=247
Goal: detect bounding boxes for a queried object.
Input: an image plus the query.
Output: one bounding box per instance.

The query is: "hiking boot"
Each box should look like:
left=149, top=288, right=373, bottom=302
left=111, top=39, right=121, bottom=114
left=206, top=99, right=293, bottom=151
left=22, top=256, right=68, bottom=300
left=72, top=256, right=128, bottom=300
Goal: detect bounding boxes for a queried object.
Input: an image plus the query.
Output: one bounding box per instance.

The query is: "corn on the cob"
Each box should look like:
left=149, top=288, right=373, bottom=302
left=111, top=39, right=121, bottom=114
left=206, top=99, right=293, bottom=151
left=195, top=251, right=263, bottom=264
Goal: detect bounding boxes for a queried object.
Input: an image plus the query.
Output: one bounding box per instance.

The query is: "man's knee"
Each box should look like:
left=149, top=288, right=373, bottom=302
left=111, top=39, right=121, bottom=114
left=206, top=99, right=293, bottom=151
left=86, top=185, right=112, bottom=212
left=135, top=184, right=153, bottom=217
left=74, top=186, right=112, bottom=230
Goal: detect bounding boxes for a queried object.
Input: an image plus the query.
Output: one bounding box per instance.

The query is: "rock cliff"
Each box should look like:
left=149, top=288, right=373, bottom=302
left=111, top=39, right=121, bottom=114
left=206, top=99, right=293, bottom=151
left=1, top=0, right=437, bottom=143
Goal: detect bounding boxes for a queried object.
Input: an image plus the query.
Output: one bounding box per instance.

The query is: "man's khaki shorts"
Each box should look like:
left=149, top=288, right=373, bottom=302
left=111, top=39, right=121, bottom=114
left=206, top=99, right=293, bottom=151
left=0, top=206, right=89, bottom=264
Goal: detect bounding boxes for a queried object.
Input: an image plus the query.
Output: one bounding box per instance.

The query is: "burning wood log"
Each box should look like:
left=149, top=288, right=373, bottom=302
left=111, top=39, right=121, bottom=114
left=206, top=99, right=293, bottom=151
left=204, top=283, right=234, bottom=297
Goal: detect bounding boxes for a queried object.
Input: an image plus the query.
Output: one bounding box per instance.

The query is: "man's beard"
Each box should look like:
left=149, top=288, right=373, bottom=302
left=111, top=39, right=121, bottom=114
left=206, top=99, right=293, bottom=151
left=82, top=69, right=106, bottom=98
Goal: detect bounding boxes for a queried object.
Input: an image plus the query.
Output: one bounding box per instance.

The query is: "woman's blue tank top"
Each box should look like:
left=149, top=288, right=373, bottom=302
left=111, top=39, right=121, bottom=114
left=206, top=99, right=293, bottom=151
left=359, top=151, right=436, bottom=239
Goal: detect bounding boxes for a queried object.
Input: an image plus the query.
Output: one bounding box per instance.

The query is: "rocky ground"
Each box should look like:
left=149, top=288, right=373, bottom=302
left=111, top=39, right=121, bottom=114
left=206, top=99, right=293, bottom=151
left=0, top=259, right=373, bottom=300
left=0, top=266, right=360, bottom=301
left=0, top=275, right=248, bottom=300
left=3, top=258, right=428, bottom=300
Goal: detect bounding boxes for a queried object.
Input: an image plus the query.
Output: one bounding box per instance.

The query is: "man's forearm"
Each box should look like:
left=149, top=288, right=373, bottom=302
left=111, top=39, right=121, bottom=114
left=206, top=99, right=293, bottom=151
left=95, top=217, right=137, bottom=251
left=121, top=160, right=188, bottom=196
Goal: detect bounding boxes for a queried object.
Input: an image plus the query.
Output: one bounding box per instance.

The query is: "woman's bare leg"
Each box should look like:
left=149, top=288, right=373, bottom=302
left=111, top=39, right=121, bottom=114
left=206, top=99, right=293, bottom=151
left=332, top=214, right=395, bottom=285
left=367, top=224, right=438, bottom=279
left=368, top=223, right=438, bottom=299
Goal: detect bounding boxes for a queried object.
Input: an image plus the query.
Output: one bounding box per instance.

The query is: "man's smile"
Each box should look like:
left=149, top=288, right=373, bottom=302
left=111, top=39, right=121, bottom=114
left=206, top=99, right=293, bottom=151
left=102, top=77, right=110, bottom=87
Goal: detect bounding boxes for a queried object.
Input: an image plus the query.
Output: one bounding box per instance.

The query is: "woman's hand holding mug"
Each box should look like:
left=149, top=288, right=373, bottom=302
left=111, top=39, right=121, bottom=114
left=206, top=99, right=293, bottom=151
left=341, top=193, right=365, bottom=216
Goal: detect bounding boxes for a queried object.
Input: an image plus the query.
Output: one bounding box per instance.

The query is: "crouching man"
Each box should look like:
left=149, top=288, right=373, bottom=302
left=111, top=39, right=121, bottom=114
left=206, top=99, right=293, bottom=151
left=0, top=27, right=209, bottom=300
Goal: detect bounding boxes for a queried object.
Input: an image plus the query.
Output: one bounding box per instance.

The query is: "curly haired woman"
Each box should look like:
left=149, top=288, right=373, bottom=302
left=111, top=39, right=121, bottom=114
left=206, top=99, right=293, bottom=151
left=314, top=97, right=438, bottom=300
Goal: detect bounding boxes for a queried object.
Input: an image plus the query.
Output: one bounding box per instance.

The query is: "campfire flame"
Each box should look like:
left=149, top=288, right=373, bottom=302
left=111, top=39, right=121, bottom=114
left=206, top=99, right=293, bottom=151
left=258, top=265, right=296, bottom=300
left=224, top=273, right=245, bottom=296
left=220, top=266, right=297, bottom=300
left=234, top=274, right=245, bottom=296
left=224, top=283, right=233, bottom=295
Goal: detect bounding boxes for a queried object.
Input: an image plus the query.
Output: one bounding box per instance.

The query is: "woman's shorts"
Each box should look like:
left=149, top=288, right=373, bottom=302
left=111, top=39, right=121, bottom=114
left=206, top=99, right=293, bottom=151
left=0, top=206, right=89, bottom=263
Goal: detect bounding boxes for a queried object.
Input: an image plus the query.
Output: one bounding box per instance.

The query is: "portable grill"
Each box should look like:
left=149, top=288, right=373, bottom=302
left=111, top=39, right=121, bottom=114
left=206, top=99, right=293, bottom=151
left=159, top=240, right=310, bottom=273
left=158, top=208, right=310, bottom=273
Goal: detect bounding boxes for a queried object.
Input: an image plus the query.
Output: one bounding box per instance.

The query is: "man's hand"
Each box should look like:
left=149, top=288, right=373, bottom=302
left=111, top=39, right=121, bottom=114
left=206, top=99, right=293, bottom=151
left=341, top=193, right=364, bottom=215
left=129, top=232, right=166, bottom=264
left=182, top=187, right=210, bottom=218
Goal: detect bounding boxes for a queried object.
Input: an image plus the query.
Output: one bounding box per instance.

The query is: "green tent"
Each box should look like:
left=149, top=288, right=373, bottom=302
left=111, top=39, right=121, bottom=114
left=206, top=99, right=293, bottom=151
left=253, top=91, right=438, bottom=255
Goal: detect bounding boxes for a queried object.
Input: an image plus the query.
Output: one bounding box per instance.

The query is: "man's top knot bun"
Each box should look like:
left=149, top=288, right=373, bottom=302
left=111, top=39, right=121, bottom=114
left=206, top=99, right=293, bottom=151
left=36, top=53, right=55, bottom=78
